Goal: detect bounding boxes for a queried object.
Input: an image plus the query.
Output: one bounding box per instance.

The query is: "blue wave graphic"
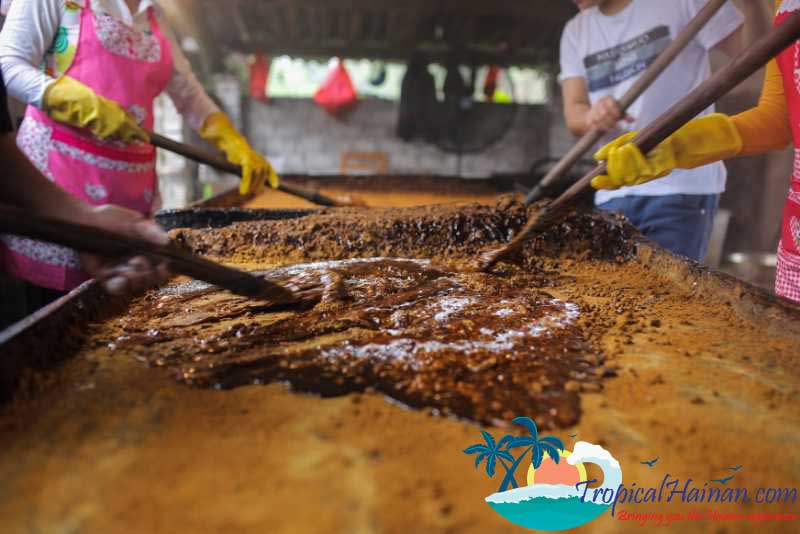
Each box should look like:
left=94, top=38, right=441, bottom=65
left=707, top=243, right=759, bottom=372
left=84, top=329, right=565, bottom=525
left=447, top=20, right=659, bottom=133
left=487, top=488, right=610, bottom=531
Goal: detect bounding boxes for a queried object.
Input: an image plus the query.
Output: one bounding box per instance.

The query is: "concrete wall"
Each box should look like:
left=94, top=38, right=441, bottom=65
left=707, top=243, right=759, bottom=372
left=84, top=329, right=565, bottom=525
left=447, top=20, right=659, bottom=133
left=244, top=98, right=551, bottom=178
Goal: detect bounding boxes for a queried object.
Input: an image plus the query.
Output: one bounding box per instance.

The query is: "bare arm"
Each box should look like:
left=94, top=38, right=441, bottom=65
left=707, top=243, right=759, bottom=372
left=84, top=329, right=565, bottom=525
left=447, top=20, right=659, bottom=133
left=562, top=77, right=592, bottom=136
left=561, top=77, right=633, bottom=137
left=0, top=134, right=88, bottom=217
left=0, top=133, right=170, bottom=295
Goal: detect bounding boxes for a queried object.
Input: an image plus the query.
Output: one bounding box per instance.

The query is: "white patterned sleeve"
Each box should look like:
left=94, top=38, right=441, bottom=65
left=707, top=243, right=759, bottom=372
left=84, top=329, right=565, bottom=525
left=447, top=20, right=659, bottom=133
left=0, top=0, right=62, bottom=108
left=154, top=7, right=220, bottom=132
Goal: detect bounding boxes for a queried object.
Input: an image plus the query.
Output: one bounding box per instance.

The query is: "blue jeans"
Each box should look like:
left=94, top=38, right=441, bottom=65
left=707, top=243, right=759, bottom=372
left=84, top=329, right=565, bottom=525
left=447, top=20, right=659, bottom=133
left=598, top=194, right=719, bottom=261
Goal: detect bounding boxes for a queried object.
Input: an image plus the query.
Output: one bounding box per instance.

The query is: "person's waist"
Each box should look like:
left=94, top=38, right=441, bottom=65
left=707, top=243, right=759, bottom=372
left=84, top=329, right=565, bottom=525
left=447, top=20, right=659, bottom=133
left=599, top=166, right=724, bottom=187
left=27, top=106, right=155, bottom=162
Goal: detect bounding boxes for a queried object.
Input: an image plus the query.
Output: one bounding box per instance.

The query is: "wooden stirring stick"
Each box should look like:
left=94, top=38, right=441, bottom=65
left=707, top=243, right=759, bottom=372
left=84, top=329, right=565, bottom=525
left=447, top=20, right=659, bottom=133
left=146, top=130, right=351, bottom=208
left=0, top=204, right=297, bottom=301
left=481, top=9, right=800, bottom=271
left=524, top=0, right=728, bottom=206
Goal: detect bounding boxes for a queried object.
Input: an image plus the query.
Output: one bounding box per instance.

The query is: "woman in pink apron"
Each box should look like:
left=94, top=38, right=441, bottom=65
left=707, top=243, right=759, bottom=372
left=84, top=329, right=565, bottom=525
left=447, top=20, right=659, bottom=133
left=589, top=0, right=800, bottom=304
left=0, top=66, right=170, bottom=328
left=0, top=0, right=276, bottom=294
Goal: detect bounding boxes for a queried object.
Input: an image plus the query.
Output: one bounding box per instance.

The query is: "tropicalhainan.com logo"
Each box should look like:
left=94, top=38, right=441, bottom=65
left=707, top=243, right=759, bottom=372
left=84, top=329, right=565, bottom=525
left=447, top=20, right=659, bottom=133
left=464, top=416, right=798, bottom=531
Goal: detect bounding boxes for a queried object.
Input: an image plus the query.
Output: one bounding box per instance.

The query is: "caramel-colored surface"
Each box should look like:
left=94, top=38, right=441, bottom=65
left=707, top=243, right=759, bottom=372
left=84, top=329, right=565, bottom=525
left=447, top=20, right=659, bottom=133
left=244, top=176, right=517, bottom=209
left=113, top=259, right=600, bottom=428
left=1, top=187, right=799, bottom=534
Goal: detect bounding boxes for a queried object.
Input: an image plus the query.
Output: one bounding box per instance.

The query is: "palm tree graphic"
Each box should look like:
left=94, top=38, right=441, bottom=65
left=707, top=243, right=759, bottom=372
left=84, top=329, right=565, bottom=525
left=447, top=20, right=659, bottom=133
left=463, top=430, right=520, bottom=490
left=464, top=416, right=565, bottom=493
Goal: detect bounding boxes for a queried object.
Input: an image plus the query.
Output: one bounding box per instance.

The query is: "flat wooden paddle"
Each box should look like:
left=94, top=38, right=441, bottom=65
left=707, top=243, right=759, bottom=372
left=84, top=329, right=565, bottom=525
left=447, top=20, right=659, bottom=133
left=0, top=203, right=298, bottom=301
left=481, top=9, right=800, bottom=271
left=524, top=0, right=728, bottom=206
left=146, top=130, right=350, bottom=208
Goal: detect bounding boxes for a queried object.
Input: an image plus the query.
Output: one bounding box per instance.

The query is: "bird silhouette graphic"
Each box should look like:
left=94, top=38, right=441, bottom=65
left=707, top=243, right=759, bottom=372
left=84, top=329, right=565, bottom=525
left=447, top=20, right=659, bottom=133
left=640, top=457, right=659, bottom=468
left=711, top=475, right=735, bottom=485
left=728, top=465, right=743, bottom=472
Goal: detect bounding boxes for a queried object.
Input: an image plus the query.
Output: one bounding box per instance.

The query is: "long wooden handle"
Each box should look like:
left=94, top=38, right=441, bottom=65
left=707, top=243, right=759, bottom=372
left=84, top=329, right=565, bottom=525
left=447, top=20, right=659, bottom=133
left=147, top=130, right=345, bottom=207
left=482, top=9, right=800, bottom=271
left=0, top=204, right=295, bottom=301
left=524, top=0, right=728, bottom=206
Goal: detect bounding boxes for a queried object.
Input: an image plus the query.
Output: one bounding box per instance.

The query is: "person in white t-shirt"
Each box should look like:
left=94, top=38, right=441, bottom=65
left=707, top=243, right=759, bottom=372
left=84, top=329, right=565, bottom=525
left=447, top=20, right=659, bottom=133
left=559, top=0, right=769, bottom=260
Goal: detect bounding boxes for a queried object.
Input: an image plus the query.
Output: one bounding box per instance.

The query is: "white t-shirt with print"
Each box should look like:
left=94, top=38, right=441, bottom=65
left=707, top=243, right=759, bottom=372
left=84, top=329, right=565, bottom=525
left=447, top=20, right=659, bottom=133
left=559, top=0, right=743, bottom=204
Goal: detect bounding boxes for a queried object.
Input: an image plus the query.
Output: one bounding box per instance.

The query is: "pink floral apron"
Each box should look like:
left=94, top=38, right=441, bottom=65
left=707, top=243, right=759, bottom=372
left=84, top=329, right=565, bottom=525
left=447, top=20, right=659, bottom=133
left=0, top=1, right=172, bottom=291
left=775, top=1, right=800, bottom=303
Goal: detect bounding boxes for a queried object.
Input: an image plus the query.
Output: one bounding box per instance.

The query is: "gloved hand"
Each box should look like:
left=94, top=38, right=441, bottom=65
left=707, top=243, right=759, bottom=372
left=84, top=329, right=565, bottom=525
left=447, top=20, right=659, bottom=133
left=199, top=112, right=279, bottom=195
left=43, top=76, right=149, bottom=143
left=592, top=113, right=743, bottom=190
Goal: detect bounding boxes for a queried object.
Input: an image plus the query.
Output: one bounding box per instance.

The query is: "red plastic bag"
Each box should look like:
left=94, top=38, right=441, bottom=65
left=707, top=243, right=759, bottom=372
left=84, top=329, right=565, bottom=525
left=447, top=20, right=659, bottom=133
left=314, top=60, right=357, bottom=116
left=483, top=65, right=500, bottom=101
left=249, top=52, right=270, bottom=102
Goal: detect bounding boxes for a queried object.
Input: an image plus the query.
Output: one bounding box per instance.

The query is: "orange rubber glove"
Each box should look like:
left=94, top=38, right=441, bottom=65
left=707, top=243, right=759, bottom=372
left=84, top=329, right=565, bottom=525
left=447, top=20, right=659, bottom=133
left=199, top=112, right=279, bottom=195
left=592, top=113, right=743, bottom=190
left=43, top=76, right=148, bottom=143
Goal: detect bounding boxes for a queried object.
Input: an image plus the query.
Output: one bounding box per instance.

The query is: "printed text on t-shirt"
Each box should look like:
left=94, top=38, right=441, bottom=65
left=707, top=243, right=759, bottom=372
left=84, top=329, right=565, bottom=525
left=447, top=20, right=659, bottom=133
left=584, top=26, right=671, bottom=92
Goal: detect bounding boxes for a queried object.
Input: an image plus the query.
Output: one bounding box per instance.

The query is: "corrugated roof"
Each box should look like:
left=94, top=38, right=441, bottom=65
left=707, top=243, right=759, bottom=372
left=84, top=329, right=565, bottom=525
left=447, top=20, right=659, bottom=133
left=162, top=0, right=578, bottom=67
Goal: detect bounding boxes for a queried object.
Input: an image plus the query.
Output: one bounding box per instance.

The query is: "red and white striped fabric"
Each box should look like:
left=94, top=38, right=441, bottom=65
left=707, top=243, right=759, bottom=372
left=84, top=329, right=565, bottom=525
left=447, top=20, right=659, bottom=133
left=776, top=242, right=800, bottom=301
left=773, top=5, right=800, bottom=304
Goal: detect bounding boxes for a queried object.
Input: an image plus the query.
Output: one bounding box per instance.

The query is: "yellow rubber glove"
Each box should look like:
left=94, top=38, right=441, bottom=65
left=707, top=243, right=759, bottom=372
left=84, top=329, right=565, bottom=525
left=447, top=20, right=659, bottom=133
left=199, top=112, right=279, bottom=195
left=43, top=76, right=148, bottom=143
left=592, top=113, right=743, bottom=190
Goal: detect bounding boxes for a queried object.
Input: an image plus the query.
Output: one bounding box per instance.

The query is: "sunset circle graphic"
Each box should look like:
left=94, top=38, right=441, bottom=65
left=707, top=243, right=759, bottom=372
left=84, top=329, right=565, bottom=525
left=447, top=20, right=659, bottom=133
left=527, top=449, right=588, bottom=486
